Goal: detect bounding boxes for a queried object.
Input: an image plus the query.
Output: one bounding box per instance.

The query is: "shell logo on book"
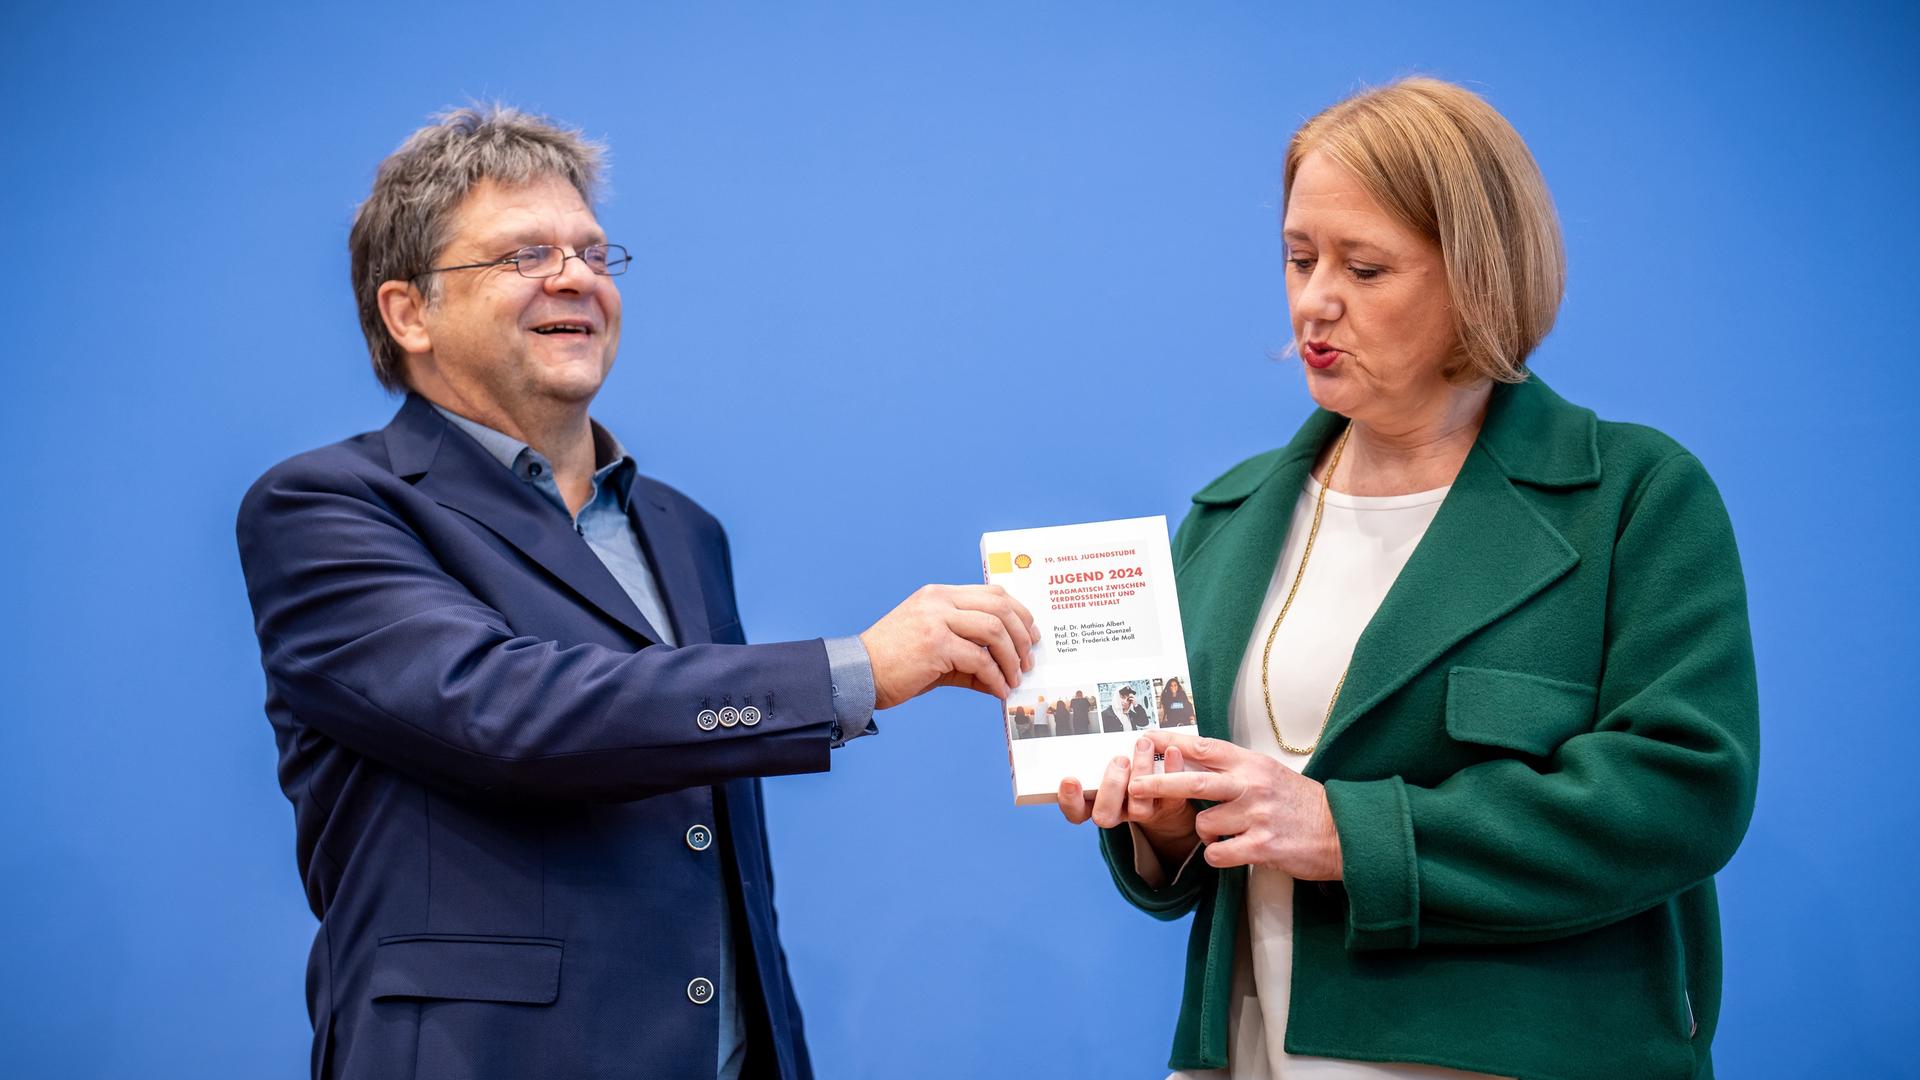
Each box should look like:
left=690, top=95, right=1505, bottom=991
left=986, top=552, right=1035, bottom=574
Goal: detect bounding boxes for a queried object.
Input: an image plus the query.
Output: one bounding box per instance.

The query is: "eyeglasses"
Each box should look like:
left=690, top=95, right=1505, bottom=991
left=418, top=243, right=631, bottom=281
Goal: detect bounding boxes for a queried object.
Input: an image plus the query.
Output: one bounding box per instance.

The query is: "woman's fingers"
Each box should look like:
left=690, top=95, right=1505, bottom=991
left=1129, top=768, right=1243, bottom=803
left=1127, top=737, right=1158, bottom=821
left=1056, top=778, right=1092, bottom=824
left=1088, top=756, right=1132, bottom=829
left=1053, top=737, right=1212, bottom=841
left=1202, top=834, right=1259, bottom=869
left=1194, top=802, right=1249, bottom=845
left=1143, top=730, right=1242, bottom=770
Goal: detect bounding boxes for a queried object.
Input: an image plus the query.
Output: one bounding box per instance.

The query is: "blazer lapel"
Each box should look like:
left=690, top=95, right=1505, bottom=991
left=1174, top=377, right=1596, bottom=762
left=389, top=396, right=667, bottom=645
left=625, top=478, right=712, bottom=647
left=1179, top=413, right=1340, bottom=742
left=1305, top=384, right=1587, bottom=770
left=1305, top=440, right=1574, bottom=764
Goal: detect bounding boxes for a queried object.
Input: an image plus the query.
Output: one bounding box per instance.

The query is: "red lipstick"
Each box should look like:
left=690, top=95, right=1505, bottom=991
left=1303, top=340, right=1341, bottom=369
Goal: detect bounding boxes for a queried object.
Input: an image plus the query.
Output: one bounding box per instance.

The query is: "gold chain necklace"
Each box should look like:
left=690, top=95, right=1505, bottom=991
left=1260, top=421, right=1354, bottom=756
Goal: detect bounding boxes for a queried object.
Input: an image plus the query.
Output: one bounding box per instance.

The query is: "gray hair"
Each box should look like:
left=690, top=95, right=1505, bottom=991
left=348, top=104, right=606, bottom=391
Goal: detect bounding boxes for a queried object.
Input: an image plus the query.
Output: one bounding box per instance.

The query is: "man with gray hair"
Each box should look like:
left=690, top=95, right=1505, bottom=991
left=236, top=106, right=1035, bottom=1080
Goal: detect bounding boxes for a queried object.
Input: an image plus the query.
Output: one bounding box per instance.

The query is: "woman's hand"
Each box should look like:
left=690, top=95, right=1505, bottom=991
left=1126, top=731, right=1344, bottom=881
left=1056, top=735, right=1199, bottom=867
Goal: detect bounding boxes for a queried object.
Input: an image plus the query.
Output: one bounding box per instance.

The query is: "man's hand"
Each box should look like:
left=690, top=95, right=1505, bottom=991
left=859, top=585, right=1037, bottom=709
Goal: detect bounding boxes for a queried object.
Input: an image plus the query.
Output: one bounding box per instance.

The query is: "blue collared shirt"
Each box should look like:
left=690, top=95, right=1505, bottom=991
left=432, top=403, right=875, bottom=1078
left=431, top=404, right=875, bottom=737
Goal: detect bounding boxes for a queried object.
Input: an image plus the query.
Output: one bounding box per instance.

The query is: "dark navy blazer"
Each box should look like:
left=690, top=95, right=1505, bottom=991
left=237, top=395, right=835, bottom=1079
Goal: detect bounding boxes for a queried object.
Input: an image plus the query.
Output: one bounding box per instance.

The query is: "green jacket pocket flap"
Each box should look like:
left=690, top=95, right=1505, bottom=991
left=370, top=935, right=562, bottom=1005
left=1444, top=667, right=1596, bottom=757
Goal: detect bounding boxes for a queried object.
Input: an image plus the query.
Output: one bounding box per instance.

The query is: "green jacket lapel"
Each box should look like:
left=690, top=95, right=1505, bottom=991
left=1177, top=411, right=1342, bottom=741
left=1173, top=377, right=1599, bottom=761
left=1305, top=439, right=1577, bottom=771
left=1306, top=377, right=1597, bottom=771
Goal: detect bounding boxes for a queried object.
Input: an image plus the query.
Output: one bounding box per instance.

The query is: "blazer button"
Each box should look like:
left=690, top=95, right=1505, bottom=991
left=686, top=824, right=713, bottom=852
left=696, top=709, right=719, bottom=731
left=740, top=705, right=761, bottom=727
left=718, top=706, right=740, bottom=728
left=687, top=977, right=715, bottom=1005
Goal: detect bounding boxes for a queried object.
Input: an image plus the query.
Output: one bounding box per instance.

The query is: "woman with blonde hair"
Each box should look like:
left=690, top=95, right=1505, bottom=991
left=1056, top=78, right=1757, bottom=1080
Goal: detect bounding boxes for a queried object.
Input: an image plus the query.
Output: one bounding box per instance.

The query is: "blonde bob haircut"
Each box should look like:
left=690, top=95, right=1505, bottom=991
left=1283, top=77, right=1565, bottom=384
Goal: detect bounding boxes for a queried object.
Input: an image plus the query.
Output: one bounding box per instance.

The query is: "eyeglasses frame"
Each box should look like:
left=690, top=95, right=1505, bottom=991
left=414, top=242, right=631, bottom=282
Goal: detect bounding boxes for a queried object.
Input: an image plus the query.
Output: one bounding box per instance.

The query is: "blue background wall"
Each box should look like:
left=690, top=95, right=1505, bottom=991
left=3, top=2, right=1915, bottom=1076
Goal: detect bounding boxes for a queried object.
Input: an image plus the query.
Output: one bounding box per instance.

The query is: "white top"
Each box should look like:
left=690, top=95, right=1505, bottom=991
left=1170, top=476, right=1507, bottom=1080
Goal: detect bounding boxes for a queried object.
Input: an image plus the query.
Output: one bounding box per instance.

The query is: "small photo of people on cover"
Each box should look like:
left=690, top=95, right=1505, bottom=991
left=1005, top=677, right=1196, bottom=740
left=1004, top=688, right=1100, bottom=740
left=1156, top=675, right=1197, bottom=728
left=1096, top=680, right=1156, bottom=732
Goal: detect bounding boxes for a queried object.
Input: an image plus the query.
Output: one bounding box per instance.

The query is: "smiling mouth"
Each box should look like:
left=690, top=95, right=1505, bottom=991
left=530, top=321, right=593, bottom=336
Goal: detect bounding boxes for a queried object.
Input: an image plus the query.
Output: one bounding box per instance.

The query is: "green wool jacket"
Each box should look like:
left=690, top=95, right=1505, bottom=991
left=1100, top=376, right=1758, bottom=1080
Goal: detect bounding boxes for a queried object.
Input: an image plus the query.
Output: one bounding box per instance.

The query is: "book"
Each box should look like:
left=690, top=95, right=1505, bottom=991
left=980, top=515, right=1198, bottom=805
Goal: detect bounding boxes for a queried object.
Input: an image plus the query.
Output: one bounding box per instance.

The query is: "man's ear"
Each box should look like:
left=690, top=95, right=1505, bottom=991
left=377, top=279, right=434, bottom=356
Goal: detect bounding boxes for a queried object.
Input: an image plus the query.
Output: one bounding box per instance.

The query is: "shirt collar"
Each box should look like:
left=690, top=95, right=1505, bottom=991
left=431, top=403, right=638, bottom=509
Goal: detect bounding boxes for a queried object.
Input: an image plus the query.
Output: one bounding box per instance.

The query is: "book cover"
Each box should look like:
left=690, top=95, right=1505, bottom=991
left=980, top=515, right=1198, bottom=805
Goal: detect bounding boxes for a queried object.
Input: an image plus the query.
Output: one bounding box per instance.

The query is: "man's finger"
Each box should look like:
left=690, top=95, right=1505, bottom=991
left=945, top=638, right=1011, bottom=699
left=978, top=582, right=1040, bottom=642
left=1003, top=605, right=1036, bottom=672
left=952, top=588, right=1039, bottom=673
left=949, top=609, right=1023, bottom=690
left=1088, top=756, right=1131, bottom=829
left=1129, top=769, right=1243, bottom=803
